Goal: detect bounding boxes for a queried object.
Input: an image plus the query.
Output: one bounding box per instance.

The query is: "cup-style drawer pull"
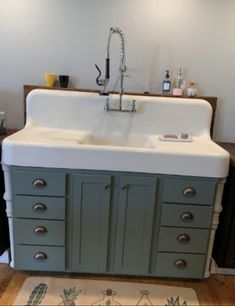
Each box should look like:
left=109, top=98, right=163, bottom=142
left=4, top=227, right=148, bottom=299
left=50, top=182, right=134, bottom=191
left=32, top=178, right=47, bottom=188
left=34, top=252, right=47, bottom=261
left=34, top=226, right=47, bottom=234
left=33, top=203, right=47, bottom=212
left=175, top=259, right=187, bottom=268
left=183, top=187, right=196, bottom=197
left=177, top=234, right=190, bottom=243
left=180, top=212, right=194, bottom=221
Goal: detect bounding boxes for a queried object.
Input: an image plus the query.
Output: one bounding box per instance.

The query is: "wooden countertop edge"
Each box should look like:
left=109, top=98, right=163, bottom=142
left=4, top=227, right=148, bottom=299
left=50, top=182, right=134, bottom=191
left=0, top=129, right=18, bottom=142
left=218, top=142, right=235, bottom=166
left=23, top=84, right=218, bottom=99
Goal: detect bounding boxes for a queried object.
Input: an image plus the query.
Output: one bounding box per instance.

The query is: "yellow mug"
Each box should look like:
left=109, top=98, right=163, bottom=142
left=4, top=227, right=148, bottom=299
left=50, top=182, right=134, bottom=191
left=44, top=73, right=57, bottom=87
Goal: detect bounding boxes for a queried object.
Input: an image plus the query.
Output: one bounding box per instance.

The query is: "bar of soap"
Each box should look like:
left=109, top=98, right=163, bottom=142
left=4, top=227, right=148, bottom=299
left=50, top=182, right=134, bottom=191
left=163, top=134, right=178, bottom=139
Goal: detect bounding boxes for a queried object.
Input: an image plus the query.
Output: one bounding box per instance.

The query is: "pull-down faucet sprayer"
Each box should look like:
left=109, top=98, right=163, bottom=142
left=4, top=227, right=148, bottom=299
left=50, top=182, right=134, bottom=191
left=95, top=27, right=127, bottom=110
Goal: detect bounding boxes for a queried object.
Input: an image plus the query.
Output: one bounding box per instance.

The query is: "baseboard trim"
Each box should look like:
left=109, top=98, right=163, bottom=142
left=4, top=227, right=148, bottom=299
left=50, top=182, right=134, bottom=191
left=211, top=258, right=235, bottom=275
left=0, top=250, right=9, bottom=264
left=214, top=267, right=235, bottom=275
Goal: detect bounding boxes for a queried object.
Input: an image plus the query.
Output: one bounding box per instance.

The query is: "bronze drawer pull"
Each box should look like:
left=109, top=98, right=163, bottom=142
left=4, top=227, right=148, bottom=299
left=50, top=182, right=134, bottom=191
left=183, top=187, right=196, bottom=197
left=180, top=212, right=194, bottom=221
left=33, top=203, right=47, bottom=212
left=175, top=259, right=187, bottom=268
left=34, top=226, right=47, bottom=234
left=32, top=178, right=47, bottom=188
left=177, top=234, right=190, bottom=243
left=34, top=252, right=47, bottom=261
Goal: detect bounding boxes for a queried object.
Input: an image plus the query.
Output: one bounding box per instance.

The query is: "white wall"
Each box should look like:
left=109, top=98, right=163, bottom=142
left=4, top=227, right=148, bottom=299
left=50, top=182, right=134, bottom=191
left=0, top=0, right=234, bottom=142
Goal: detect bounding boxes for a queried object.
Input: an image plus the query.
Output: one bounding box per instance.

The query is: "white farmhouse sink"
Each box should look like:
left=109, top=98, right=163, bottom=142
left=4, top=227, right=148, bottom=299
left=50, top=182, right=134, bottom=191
left=2, top=89, right=230, bottom=177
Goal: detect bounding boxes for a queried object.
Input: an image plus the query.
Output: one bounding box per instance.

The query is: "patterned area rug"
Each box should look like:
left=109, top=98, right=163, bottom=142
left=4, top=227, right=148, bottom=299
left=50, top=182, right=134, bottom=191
left=12, top=276, right=199, bottom=306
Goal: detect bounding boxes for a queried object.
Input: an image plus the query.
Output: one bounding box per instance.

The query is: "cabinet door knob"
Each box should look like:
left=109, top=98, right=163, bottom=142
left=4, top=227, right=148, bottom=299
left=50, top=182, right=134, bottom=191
left=104, top=184, right=110, bottom=190
left=121, top=185, right=127, bottom=190
left=34, top=226, right=47, bottom=234
left=33, top=203, right=47, bottom=212
left=32, top=178, right=47, bottom=188
left=180, top=212, right=194, bottom=221
left=177, top=234, right=190, bottom=243
left=183, top=187, right=196, bottom=197
left=175, top=259, right=187, bottom=268
left=34, top=252, right=47, bottom=261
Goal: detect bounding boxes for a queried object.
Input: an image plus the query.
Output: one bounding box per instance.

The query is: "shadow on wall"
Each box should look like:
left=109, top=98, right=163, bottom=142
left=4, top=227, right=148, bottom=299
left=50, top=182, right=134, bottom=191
left=0, top=90, right=25, bottom=130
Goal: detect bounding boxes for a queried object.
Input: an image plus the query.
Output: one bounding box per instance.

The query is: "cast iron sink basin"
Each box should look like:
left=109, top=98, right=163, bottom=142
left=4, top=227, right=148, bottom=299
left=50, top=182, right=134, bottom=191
left=2, top=89, right=230, bottom=178
left=78, top=133, right=155, bottom=149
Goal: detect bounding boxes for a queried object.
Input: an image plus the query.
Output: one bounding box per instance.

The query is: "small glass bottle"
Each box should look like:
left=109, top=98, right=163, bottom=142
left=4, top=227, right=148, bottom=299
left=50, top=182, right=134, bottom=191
left=172, top=67, right=185, bottom=96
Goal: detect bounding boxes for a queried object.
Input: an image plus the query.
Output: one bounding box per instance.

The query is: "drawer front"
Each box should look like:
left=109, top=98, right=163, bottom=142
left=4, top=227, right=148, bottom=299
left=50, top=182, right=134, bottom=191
left=14, top=219, right=65, bottom=245
left=14, top=245, right=65, bottom=271
left=13, top=170, right=65, bottom=196
left=155, top=252, right=206, bottom=279
left=158, top=227, right=210, bottom=254
left=13, top=195, right=65, bottom=219
left=161, top=203, right=213, bottom=228
left=163, top=178, right=216, bottom=205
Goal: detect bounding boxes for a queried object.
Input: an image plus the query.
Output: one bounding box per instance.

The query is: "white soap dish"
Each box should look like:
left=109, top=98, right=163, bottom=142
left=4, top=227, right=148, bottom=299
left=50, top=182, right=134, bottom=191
left=159, top=133, right=193, bottom=142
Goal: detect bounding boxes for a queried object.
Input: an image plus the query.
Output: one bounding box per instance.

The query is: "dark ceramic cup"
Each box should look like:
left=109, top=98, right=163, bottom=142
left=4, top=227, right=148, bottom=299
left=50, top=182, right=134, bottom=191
left=59, top=75, right=69, bottom=88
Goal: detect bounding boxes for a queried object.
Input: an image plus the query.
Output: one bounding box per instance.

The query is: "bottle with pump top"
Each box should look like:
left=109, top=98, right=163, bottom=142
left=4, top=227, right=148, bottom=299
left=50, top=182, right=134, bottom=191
left=162, top=70, right=171, bottom=95
left=172, top=67, right=185, bottom=96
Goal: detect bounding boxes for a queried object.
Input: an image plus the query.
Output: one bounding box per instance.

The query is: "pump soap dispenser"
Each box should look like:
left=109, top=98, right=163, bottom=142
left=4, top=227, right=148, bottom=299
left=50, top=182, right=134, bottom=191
left=162, top=70, right=171, bottom=94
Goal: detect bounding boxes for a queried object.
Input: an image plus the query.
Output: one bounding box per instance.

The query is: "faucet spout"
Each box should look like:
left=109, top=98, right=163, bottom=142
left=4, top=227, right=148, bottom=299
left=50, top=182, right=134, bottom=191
left=95, top=26, right=127, bottom=106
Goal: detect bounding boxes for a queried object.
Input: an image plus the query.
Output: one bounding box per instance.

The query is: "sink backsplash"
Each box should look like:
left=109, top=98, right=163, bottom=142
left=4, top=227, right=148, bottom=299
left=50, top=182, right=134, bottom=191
left=26, top=89, right=212, bottom=138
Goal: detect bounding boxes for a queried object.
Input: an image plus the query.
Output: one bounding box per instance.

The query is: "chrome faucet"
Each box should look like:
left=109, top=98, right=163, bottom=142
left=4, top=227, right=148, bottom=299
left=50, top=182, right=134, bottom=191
left=95, top=27, right=127, bottom=110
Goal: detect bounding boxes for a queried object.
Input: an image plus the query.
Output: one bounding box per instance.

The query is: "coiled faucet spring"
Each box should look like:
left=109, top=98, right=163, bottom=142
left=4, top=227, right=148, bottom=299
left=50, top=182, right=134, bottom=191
left=95, top=26, right=127, bottom=109
left=108, top=27, right=126, bottom=74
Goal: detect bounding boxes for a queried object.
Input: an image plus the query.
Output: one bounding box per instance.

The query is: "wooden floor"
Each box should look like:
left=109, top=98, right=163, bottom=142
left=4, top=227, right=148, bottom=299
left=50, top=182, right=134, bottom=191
left=0, top=263, right=235, bottom=305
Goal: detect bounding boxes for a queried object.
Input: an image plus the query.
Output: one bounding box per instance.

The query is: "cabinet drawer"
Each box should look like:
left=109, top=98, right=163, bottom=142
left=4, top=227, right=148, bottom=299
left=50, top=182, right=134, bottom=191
left=163, top=178, right=216, bottom=205
left=155, top=252, right=206, bottom=279
left=14, top=219, right=65, bottom=245
left=13, top=170, right=65, bottom=196
left=14, top=245, right=65, bottom=271
left=161, top=203, right=213, bottom=228
left=158, top=227, right=210, bottom=254
left=13, top=195, right=65, bottom=219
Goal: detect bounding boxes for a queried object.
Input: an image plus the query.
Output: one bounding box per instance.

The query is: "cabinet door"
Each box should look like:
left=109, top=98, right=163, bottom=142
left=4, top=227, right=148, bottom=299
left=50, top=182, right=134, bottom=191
left=115, top=176, right=157, bottom=275
left=72, top=174, right=111, bottom=273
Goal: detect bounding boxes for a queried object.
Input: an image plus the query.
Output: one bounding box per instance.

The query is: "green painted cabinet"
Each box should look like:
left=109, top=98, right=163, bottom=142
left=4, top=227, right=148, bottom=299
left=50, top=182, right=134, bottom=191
left=114, top=176, right=157, bottom=275
left=11, top=168, right=66, bottom=271
left=153, top=176, right=218, bottom=279
left=71, top=174, right=111, bottom=273
left=71, top=174, right=157, bottom=275
left=9, top=166, right=219, bottom=279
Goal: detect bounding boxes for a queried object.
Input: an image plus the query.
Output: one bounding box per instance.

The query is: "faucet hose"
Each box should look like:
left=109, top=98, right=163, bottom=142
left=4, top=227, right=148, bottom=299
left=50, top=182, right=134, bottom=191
left=105, top=58, right=110, bottom=80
